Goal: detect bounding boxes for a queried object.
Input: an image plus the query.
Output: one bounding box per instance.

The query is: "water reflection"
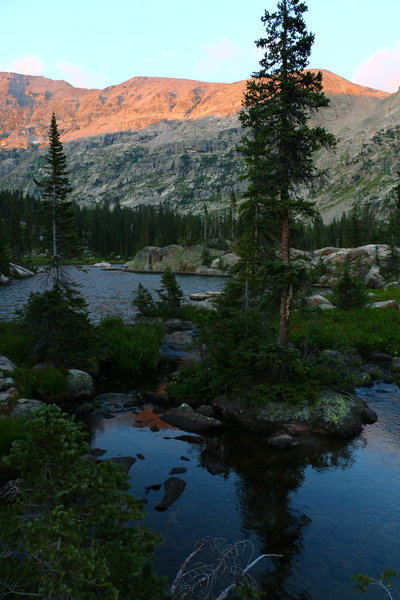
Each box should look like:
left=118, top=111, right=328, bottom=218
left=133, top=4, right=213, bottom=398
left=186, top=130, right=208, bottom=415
left=87, top=384, right=400, bottom=600
left=196, top=430, right=356, bottom=599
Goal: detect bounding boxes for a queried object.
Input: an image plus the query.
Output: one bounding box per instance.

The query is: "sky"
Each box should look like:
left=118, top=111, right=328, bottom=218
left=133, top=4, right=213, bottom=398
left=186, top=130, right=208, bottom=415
left=1, top=0, right=399, bottom=93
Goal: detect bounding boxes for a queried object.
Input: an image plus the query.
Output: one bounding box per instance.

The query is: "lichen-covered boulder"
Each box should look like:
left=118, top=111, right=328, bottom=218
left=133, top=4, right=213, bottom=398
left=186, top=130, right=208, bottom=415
left=212, top=389, right=377, bottom=439
left=65, top=369, right=95, bottom=401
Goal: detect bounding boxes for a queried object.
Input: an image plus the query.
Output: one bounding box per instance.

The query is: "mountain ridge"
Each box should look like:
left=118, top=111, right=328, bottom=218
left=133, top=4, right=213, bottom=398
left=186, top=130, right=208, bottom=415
left=0, top=69, right=391, bottom=150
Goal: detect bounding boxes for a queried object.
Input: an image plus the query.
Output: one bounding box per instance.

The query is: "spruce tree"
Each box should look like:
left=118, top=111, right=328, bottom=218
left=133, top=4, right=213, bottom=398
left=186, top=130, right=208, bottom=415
left=34, top=113, right=79, bottom=280
left=238, top=0, right=335, bottom=346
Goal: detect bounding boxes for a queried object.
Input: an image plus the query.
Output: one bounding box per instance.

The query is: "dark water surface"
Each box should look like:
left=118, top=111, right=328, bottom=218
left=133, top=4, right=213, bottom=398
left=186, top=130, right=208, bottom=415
left=88, top=382, right=400, bottom=600
left=2, top=268, right=400, bottom=598
left=0, top=266, right=227, bottom=321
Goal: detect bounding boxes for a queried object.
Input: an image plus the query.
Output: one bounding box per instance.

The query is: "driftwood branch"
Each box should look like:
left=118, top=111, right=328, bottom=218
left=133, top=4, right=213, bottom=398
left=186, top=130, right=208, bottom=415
left=168, top=537, right=282, bottom=600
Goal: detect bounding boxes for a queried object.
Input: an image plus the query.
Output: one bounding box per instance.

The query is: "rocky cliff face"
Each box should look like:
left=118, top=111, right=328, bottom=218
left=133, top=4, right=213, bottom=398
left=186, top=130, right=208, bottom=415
left=0, top=70, right=399, bottom=220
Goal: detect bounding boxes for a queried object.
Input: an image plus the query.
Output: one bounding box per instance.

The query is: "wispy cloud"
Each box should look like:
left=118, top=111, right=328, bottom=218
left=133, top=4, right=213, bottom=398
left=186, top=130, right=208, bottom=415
left=8, top=55, right=44, bottom=76
left=54, top=60, right=105, bottom=89
left=353, top=42, right=400, bottom=92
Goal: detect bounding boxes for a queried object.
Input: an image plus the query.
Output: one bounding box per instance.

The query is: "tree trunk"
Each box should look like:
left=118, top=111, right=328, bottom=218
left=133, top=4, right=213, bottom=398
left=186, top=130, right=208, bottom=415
left=278, top=211, right=292, bottom=347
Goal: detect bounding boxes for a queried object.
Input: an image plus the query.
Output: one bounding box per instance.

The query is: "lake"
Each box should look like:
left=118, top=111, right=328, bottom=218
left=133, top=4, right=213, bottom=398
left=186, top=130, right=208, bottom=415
left=0, top=266, right=227, bottom=321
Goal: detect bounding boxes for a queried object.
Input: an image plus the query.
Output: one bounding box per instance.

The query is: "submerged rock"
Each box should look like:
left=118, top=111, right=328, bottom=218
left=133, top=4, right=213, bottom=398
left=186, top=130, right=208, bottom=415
left=155, top=477, right=186, bottom=511
left=266, top=433, right=299, bottom=449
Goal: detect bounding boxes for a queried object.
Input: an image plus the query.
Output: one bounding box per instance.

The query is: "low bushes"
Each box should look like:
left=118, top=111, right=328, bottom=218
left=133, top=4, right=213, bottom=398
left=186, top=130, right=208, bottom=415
left=13, top=367, right=67, bottom=401
left=97, top=316, right=165, bottom=374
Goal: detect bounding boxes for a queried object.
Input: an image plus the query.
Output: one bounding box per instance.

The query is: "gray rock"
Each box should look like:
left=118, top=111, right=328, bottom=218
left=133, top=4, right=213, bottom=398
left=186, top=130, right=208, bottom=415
left=9, top=263, right=35, bottom=278
left=390, top=357, right=400, bottom=373
left=368, top=352, right=393, bottom=363
left=0, top=274, right=10, bottom=285
left=10, top=398, right=44, bottom=417
left=161, top=404, right=223, bottom=432
left=197, top=405, right=214, bottom=417
left=364, top=265, right=385, bottom=289
left=163, top=330, right=194, bottom=351
left=65, top=369, right=95, bottom=401
left=205, top=462, right=228, bottom=475
left=370, top=300, right=399, bottom=309
left=0, top=377, right=14, bottom=391
left=169, top=467, right=187, bottom=474
left=0, top=356, right=17, bottom=374
left=384, top=281, right=400, bottom=290
left=307, top=294, right=334, bottom=308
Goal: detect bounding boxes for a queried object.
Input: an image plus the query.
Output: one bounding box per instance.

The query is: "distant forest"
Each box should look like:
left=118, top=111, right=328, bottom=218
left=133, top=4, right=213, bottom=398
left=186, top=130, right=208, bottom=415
left=1, top=188, right=400, bottom=268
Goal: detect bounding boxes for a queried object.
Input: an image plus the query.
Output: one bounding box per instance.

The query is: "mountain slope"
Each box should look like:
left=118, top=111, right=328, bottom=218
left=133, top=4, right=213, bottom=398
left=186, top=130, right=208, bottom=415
left=0, top=70, right=399, bottom=221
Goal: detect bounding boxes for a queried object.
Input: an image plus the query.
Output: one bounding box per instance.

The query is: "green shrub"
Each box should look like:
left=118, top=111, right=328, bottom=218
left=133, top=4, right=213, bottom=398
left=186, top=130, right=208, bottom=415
left=331, top=268, right=369, bottom=310
left=13, top=367, right=67, bottom=400
left=0, top=321, right=29, bottom=366
left=97, top=316, right=164, bottom=373
left=132, top=282, right=157, bottom=316
left=167, top=364, right=212, bottom=403
left=157, top=267, right=184, bottom=317
left=0, top=416, right=28, bottom=457
left=249, top=381, right=320, bottom=405
left=19, top=282, right=95, bottom=371
left=0, top=404, right=165, bottom=599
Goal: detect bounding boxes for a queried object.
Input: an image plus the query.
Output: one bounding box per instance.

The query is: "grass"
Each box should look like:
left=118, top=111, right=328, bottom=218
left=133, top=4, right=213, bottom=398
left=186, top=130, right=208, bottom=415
left=291, top=303, right=400, bottom=356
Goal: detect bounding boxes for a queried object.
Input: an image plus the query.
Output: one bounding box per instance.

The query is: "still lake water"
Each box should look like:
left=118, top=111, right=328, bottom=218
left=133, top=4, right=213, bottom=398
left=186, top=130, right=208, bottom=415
left=0, top=266, right=226, bottom=321
left=2, top=268, right=400, bottom=599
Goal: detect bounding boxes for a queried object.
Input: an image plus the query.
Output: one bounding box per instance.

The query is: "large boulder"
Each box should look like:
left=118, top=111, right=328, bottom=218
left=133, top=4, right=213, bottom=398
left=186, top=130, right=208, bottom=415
left=0, top=356, right=17, bottom=374
left=124, top=244, right=220, bottom=273
left=210, top=253, right=240, bottom=271
left=212, top=389, right=377, bottom=439
left=161, top=403, right=223, bottom=432
left=10, top=398, right=44, bottom=417
left=307, top=294, right=334, bottom=309
left=65, top=369, right=95, bottom=401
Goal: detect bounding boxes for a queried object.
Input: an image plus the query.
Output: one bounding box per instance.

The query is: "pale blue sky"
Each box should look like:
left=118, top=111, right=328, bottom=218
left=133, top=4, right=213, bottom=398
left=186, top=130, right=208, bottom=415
left=1, top=0, right=399, bottom=92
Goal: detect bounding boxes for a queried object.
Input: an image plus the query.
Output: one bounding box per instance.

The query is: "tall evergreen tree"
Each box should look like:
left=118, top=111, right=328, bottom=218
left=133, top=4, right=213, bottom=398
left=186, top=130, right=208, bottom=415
left=238, top=0, right=335, bottom=346
left=34, top=113, right=79, bottom=280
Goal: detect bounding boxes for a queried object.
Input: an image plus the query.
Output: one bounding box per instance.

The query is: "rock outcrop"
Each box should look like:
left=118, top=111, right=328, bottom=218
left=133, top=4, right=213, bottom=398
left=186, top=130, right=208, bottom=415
left=124, top=244, right=238, bottom=275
